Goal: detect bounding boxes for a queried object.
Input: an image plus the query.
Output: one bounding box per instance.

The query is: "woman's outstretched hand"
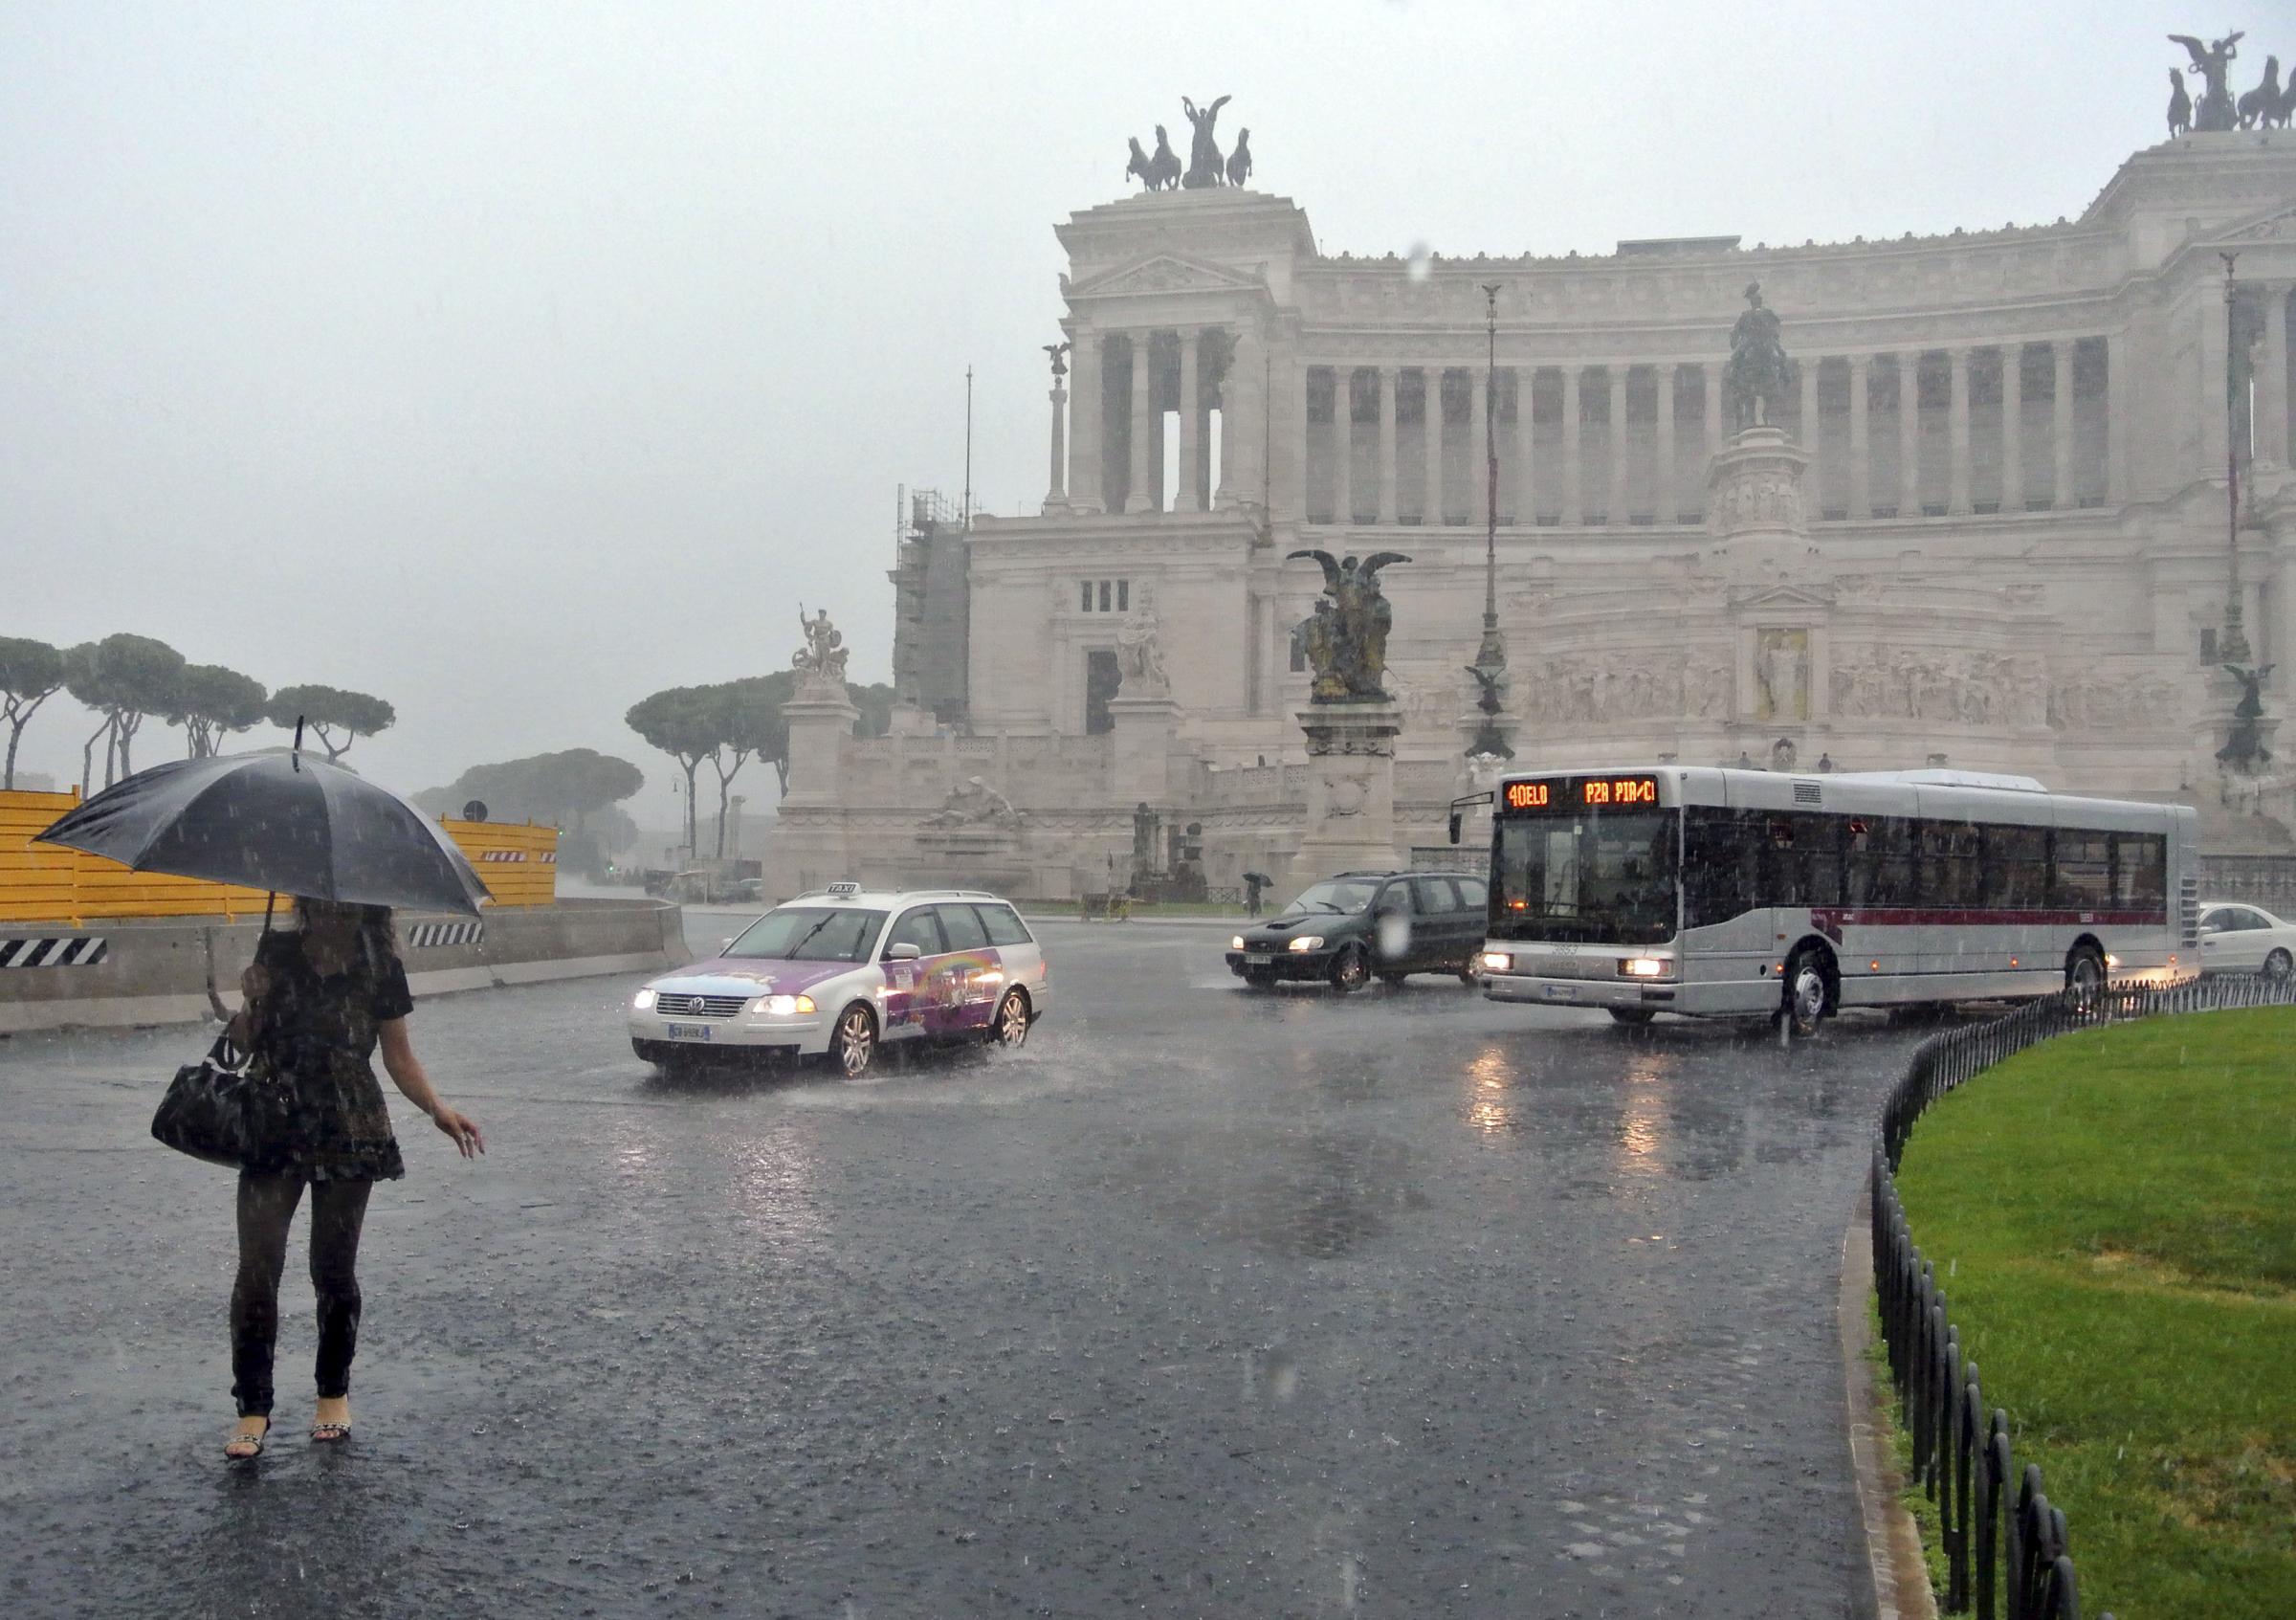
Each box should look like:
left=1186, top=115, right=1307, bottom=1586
left=431, top=1106, right=485, bottom=1158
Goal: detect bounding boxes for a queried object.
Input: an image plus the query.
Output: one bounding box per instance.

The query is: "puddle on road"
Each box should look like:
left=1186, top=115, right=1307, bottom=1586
left=1104, top=1124, right=1427, bottom=1259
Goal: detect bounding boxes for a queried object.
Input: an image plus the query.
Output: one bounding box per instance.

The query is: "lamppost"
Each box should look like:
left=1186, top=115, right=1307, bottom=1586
left=1467, top=282, right=1513, bottom=758
left=2221, top=251, right=2254, bottom=663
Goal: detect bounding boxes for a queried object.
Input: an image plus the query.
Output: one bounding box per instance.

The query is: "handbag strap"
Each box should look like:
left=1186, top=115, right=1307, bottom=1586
left=208, top=1032, right=251, bottom=1072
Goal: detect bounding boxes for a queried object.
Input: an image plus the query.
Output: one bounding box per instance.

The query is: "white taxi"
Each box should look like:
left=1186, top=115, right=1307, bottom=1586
left=628, top=883, right=1049, bottom=1076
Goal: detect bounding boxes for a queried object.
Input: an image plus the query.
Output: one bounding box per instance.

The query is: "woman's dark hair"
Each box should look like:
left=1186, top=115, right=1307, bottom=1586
left=292, top=898, right=398, bottom=962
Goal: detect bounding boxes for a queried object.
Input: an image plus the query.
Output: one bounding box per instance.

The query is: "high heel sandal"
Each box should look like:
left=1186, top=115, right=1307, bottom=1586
left=224, top=1420, right=269, bottom=1460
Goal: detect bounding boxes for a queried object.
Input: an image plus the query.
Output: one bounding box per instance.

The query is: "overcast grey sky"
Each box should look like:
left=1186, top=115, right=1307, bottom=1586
left=0, top=1, right=2225, bottom=832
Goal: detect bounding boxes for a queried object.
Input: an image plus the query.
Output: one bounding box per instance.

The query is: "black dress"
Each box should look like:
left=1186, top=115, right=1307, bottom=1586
left=243, top=929, right=411, bottom=1183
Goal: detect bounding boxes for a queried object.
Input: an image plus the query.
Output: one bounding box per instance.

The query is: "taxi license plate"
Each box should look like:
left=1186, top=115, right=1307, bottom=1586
left=1246, top=954, right=1272, bottom=966
left=665, top=1023, right=714, bottom=1041
left=1541, top=985, right=1578, bottom=1000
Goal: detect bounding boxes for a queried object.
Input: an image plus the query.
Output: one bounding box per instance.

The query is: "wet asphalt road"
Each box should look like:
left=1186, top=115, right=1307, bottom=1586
left=0, top=921, right=1953, bottom=1619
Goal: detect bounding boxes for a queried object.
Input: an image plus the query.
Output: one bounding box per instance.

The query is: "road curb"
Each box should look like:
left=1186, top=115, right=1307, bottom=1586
left=1839, top=1187, right=1939, bottom=1620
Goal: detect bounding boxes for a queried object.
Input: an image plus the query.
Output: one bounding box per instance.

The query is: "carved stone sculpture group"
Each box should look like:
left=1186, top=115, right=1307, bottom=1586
left=2168, top=33, right=2294, bottom=134
left=792, top=607, right=849, bottom=691
left=1289, top=549, right=1407, bottom=701
left=1126, top=96, right=1250, bottom=191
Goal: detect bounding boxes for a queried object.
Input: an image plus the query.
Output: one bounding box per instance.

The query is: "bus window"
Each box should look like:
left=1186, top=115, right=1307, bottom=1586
left=1980, top=825, right=2049, bottom=909
left=2052, top=830, right=2112, bottom=908
left=1684, top=809, right=1760, bottom=927
left=1922, top=820, right=1983, bottom=907
left=2112, top=832, right=2165, bottom=907
left=1845, top=816, right=1916, bottom=906
left=1770, top=813, right=1842, bottom=907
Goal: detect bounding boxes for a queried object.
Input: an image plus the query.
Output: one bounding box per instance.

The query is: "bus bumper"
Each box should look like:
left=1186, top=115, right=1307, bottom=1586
left=1480, top=973, right=1767, bottom=1016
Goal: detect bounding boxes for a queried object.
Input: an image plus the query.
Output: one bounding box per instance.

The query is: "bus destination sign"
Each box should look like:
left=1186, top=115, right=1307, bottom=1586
left=1502, top=775, right=1660, bottom=811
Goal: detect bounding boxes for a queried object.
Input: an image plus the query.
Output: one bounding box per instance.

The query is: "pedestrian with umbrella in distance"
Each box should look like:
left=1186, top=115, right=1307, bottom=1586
left=37, top=726, right=489, bottom=1461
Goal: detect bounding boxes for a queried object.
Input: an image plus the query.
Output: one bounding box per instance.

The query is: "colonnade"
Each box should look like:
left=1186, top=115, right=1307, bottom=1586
left=1059, top=326, right=1258, bottom=517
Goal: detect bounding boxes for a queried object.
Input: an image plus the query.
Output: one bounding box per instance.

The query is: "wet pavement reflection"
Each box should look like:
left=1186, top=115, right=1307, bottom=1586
left=0, top=921, right=1960, bottom=1617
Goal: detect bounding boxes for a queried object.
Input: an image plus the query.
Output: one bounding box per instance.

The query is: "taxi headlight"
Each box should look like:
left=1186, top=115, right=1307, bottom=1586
left=1480, top=951, right=1512, bottom=972
left=762, top=994, right=816, bottom=1017
left=631, top=988, right=656, bottom=1011
left=1621, top=957, right=1670, bottom=979
left=1230, top=935, right=1246, bottom=950
left=1289, top=935, right=1323, bottom=953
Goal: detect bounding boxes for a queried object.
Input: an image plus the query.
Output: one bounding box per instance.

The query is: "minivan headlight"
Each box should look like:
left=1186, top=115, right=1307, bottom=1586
left=1289, top=935, right=1324, bottom=952
left=1230, top=935, right=1246, bottom=950
left=631, top=988, right=656, bottom=1011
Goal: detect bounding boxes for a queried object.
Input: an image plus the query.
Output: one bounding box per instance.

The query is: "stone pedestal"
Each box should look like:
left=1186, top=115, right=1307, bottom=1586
left=1108, top=688, right=1181, bottom=809
left=1288, top=700, right=1403, bottom=885
left=1705, top=424, right=1819, bottom=580
left=762, top=680, right=859, bottom=898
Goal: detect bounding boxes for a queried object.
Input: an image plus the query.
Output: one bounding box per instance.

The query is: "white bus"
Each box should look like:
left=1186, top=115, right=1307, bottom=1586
left=1466, top=766, right=2198, bottom=1032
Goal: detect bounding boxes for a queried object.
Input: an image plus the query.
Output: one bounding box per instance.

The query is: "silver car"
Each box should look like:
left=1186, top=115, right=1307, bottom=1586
left=629, top=883, right=1050, bottom=1076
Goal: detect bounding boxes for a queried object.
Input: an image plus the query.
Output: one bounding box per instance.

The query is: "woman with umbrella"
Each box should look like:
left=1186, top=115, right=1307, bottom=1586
left=38, top=739, right=488, bottom=1459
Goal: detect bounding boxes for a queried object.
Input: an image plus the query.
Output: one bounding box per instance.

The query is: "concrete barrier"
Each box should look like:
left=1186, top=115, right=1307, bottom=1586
left=0, top=899, right=689, bottom=1035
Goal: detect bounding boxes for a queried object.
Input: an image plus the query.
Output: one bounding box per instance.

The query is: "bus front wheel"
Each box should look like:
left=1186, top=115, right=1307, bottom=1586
left=1779, top=947, right=1832, bottom=1037
left=2064, top=943, right=2107, bottom=1011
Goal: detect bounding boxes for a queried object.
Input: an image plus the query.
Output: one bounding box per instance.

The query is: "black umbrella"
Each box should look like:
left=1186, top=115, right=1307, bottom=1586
left=36, top=747, right=489, bottom=917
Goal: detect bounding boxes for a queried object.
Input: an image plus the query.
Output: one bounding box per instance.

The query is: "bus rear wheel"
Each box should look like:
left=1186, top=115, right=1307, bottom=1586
left=2064, top=944, right=2107, bottom=1011
left=1779, top=947, right=1832, bottom=1037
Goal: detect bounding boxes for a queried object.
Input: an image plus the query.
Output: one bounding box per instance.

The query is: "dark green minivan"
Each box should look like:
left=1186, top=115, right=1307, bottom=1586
left=1224, top=869, right=1490, bottom=990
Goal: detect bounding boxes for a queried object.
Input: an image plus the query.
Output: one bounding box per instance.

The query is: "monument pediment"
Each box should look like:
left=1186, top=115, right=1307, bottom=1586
left=1729, top=581, right=1836, bottom=611
left=1071, top=253, right=1266, bottom=300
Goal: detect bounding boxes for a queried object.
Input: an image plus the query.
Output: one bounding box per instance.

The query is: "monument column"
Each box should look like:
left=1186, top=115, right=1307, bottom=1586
left=2052, top=341, right=2076, bottom=510
left=1423, top=366, right=1443, bottom=523
left=1216, top=325, right=1253, bottom=510
left=1848, top=356, right=1872, bottom=518
left=1656, top=364, right=1677, bottom=522
left=1514, top=366, right=1536, bottom=522
left=1703, top=362, right=1724, bottom=457
left=1125, top=330, right=1155, bottom=514
left=2258, top=285, right=2291, bottom=466
left=1468, top=366, right=1491, bottom=528
left=1376, top=366, right=1399, bottom=523
left=1175, top=330, right=1203, bottom=513
left=1562, top=367, right=1584, bottom=523
left=1068, top=330, right=1103, bottom=513
left=1605, top=366, right=1627, bottom=522
left=1799, top=358, right=1821, bottom=466
left=1043, top=353, right=1069, bottom=513
left=2106, top=331, right=2130, bottom=505
left=2001, top=343, right=2024, bottom=512
left=1331, top=366, right=1354, bottom=527
left=1947, top=346, right=1972, bottom=515
left=1897, top=351, right=1920, bottom=516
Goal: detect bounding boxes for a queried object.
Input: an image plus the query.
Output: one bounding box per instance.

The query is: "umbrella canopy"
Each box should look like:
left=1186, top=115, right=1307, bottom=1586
left=36, top=749, right=490, bottom=916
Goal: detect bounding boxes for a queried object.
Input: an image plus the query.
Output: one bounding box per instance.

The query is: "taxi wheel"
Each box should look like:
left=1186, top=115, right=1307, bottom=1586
left=830, top=1004, right=877, bottom=1077
left=1328, top=945, right=1371, bottom=993
left=991, top=988, right=1030, bottom=1048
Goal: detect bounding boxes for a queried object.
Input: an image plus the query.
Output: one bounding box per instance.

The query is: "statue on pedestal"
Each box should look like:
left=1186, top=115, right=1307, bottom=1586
left=1288, top=549, right=1409, bottom=701
left=792, top=607, right=850, bottom=692
left=1115, top=590, right=1170, bottom=692
left=1725, top=282, right=1798, bottom=433
left=2170, top=32, right=2243, bottom=133
left=2218, top=663, right=2276, bottom=771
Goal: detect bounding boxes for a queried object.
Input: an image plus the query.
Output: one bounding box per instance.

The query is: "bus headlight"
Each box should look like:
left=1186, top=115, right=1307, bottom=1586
left=762, top=994, right=816, bottom=1017
left=1289, top=935, right=1324, bottom=952
left=1230, top=935, right=1246, bottom=950
left=1480, top=951, right=1513, bottom=972
left=631, top=988, right=656, bottom=1011
left=1620, top=957, right=1672, bottom=979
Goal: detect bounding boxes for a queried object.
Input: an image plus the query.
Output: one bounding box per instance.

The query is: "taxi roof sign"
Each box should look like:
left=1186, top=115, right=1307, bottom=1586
left=826, top=880, right=862, bottom=896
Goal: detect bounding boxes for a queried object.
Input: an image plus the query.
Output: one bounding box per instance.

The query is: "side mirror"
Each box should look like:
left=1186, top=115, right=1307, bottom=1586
left=1447, top=811, right=1463, bottom=846
left=884, top=942, right=922, bottom=962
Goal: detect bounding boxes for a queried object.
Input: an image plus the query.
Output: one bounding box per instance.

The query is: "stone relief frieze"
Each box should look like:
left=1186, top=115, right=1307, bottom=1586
left=2043, top=672, right=2187, bottom=731
left=1518, top=651, right=1733, bottom=725
left=1828, top=651, right=2048, bottom=728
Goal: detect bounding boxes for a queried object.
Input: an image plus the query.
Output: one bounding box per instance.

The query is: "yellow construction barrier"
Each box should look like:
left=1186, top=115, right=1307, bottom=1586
left=0, top=788, right=559, bottom=925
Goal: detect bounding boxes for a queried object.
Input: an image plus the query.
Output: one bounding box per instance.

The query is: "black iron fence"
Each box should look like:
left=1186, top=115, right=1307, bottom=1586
left=1871, top=972, right=2296, bottom=1619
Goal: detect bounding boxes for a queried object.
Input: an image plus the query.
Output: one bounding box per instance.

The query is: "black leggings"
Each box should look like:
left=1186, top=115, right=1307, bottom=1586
left=231, top=1172, right=373, bottom=1419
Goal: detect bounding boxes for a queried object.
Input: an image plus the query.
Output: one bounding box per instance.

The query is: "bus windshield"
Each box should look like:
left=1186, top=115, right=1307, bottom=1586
left=1490, top=809, right=1678, bottom=945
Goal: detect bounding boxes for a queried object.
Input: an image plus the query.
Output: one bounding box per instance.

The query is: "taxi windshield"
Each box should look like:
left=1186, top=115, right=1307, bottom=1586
left=1283, top=877, right=1381, bottom=916
left=725, top=906, right=887, bottom=963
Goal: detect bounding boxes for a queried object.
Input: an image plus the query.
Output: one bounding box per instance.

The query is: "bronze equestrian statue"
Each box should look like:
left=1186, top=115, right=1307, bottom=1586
left=1725, top=282, right=1798, bottom=434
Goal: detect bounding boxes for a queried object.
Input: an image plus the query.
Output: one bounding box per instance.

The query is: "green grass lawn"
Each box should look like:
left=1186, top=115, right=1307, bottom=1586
left=1892, top=1008, right=2296, bottom=1618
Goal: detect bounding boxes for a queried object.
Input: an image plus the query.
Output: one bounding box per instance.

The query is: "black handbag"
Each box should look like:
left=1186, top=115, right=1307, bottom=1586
left=151, top=1032, right=284, bottom=1168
